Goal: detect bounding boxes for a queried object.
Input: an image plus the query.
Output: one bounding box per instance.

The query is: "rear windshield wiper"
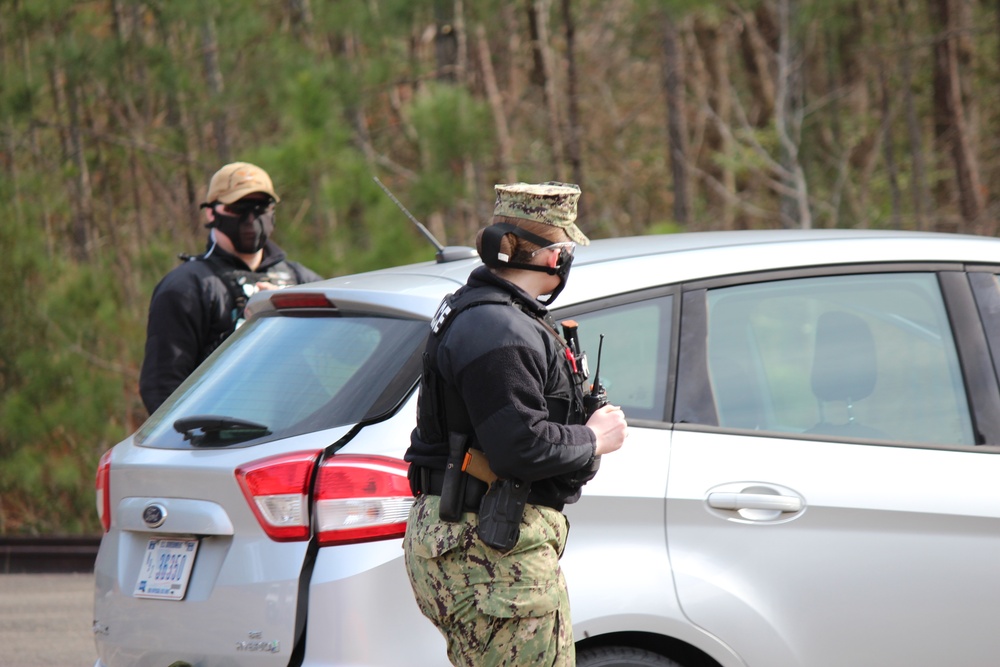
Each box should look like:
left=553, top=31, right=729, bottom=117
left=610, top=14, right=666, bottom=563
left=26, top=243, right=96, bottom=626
left=173, top=415, right=272, bottom=447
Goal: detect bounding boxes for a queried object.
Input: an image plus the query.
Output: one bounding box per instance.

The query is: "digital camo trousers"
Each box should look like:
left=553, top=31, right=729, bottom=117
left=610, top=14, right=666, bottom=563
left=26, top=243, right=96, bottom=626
left=402, top=493, right=574, bottom=667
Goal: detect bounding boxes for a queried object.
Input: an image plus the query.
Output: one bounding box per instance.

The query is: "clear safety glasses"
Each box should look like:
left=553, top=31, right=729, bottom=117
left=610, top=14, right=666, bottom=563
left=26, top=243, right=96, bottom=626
left=530, top=241, right=576, bottom=258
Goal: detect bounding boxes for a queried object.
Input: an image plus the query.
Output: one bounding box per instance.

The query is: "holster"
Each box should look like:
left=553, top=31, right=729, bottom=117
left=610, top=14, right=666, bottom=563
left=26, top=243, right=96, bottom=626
left=438, top=432, right=469, bottom=522
left=477, top=477, right=531, bottom=552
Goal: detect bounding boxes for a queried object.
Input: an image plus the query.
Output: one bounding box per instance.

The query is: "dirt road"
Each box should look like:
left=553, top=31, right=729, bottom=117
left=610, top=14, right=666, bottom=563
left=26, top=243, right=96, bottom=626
left=0, top=573, right=96, bottom=666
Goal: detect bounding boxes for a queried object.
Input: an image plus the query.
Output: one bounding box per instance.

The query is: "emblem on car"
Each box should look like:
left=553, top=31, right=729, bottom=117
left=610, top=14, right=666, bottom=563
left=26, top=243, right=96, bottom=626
left=236, top=631, right=280, bottom=653
left=142, top=503, right=167, bottom=529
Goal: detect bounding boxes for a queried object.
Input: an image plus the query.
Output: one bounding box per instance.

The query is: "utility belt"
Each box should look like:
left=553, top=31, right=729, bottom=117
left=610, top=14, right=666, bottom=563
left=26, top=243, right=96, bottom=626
left=409, top=465, right=490, bottom=513
left=409, top=445, right=533, bottom=552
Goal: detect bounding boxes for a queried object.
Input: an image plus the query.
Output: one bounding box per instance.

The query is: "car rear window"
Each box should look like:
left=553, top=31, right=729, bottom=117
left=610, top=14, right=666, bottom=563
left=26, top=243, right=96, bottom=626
left=136, top=312, right=427, bottom=449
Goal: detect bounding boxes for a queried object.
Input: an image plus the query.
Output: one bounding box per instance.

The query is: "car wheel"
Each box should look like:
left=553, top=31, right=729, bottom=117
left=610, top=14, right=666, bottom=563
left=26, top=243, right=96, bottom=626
left=576, top=646, right=683, bottom=667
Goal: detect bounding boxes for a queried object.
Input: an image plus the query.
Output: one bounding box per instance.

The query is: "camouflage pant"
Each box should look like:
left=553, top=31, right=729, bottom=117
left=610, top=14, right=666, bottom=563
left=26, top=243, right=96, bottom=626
left=403, top=494, right=573, bottom=667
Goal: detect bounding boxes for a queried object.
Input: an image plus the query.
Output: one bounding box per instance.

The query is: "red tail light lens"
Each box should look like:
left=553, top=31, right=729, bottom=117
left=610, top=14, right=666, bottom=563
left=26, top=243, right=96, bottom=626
left=95, top=449, right=113, bottom=533
left=270, top=293, right=335, bottom=310
left=236, top=450, right=321, bottom=542
left=315, top=455, right=414, bottom=546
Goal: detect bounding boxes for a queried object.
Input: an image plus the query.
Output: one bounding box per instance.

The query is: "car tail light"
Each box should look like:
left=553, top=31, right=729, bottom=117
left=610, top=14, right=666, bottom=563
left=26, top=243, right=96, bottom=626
left=236, top=450, right=321, bottom=542
left=95, top=449, right=113, bottom=533
left=315, top=455, right=414, bottom=546
left=270, top=293, right=335, bottom=310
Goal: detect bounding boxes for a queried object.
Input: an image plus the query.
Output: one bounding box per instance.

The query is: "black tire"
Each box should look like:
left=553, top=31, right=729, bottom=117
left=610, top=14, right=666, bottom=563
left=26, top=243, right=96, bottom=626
left=576, top=646, right=684, bottom=667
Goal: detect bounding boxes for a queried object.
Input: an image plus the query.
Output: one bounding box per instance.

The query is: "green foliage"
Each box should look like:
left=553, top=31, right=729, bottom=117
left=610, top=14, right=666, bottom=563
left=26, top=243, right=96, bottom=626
left=409, top=83, right=493, bottom=171
left=0, top=257, right=130, bottom=534
left=647, top=220, right=685, bottom=235
left=404, top=83, right=495, bottom=224
left=710, top=125, right=780, bottom=179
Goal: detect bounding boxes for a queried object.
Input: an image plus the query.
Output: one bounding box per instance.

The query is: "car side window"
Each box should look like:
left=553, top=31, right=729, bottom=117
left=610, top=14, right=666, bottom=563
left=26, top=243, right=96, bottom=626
left=704, top=273, right=974, bottom=445
left=569, top=296, right=673, bottom=421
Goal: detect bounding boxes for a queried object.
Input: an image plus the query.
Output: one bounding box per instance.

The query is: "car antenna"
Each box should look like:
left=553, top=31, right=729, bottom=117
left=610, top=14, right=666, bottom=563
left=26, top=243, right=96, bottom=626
left=374, top=176, right=478, bottom=264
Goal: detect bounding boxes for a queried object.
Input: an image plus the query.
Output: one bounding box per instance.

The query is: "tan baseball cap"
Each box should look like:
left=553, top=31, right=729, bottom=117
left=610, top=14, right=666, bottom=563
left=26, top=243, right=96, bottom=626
left=493, top=182, right=589, bottom=245
left=205, top=162, right=280, bottom=204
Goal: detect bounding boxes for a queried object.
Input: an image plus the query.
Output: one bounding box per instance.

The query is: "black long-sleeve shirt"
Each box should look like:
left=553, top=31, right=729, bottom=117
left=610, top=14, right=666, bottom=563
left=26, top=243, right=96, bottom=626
left=405, top=266, right=596, bottom=509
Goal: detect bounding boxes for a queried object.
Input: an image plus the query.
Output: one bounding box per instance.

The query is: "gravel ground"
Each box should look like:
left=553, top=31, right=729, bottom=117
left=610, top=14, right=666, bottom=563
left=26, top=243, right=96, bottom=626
left=0, top=573, right=96, bottom=666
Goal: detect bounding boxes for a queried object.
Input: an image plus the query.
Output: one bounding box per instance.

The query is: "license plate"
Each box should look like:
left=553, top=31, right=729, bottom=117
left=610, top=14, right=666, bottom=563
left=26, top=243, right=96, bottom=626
left=133, top=538, right=199, bottom=600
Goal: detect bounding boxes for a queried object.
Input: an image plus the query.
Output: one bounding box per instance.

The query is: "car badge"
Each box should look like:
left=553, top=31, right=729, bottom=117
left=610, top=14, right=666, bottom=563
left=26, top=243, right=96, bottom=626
left=142, top=503, right=167, bottom=529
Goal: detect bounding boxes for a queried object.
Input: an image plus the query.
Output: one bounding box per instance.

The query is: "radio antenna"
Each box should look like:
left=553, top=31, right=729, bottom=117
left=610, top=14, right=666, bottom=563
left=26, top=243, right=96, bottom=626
left=373, top=176, right=444, bottom=252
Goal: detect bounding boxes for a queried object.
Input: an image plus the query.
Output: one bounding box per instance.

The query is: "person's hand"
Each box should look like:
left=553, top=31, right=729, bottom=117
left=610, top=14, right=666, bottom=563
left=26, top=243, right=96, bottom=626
left=586, top=404, right=628, bottom=456
left=254, top=281, right=279, bottom=291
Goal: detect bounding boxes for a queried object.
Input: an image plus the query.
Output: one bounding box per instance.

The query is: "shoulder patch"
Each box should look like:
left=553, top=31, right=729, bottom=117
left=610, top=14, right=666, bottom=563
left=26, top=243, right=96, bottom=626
left=430, top=299, right=453, bottom=334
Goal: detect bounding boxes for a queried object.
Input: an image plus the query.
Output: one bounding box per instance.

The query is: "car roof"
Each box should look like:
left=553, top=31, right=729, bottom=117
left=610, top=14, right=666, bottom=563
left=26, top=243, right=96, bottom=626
left=259, top=229, right=1000, bottom=319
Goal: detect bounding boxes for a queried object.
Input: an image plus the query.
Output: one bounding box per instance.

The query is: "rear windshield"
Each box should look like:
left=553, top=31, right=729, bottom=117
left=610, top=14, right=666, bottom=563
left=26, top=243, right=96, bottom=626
left=136, top=312, right=427, bottom=449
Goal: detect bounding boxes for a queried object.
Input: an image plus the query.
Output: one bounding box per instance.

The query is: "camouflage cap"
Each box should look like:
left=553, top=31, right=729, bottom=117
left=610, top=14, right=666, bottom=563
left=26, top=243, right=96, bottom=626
left=205, top=162, right=280, bottom=205
left=493, top=182, right=589, bottom=245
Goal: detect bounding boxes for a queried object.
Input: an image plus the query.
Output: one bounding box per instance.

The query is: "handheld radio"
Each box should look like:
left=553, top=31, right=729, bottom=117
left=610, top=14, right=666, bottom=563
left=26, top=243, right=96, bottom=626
left=583, top=334, right=608, bottom=418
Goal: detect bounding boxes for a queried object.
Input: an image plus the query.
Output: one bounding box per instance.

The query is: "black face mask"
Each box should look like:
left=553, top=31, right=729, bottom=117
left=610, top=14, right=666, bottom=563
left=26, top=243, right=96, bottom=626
left=209, top=200, right=275, bottom=254
left=480, top=223, right=574, bottom=305
left=543, top=251, right=574, bottom=305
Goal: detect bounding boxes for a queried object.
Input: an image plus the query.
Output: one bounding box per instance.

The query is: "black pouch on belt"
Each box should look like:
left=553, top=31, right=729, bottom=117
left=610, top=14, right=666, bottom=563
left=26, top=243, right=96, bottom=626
left=477, top=477, right=530, bottom=552
left=438, top=432, right=469, bottom=522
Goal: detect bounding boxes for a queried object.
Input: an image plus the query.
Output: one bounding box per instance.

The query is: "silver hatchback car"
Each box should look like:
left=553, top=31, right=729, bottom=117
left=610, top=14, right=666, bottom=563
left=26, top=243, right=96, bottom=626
left=94, top=229, right=1000, bottom=667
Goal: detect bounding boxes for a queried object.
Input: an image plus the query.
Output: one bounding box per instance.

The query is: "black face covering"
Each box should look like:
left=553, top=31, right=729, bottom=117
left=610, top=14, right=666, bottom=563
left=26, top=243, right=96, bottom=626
left=209, top=200, right=275, bottom=254
left=480, top=222, right=574, bottom=305
left=542, top=251, right=574, bottom=305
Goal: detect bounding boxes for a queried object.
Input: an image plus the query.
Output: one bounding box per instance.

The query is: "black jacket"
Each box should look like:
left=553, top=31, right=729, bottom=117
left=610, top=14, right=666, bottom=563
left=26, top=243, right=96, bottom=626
left=405, top=266, right=596, bottom=510
left=138, top=239, right=322, bottom=414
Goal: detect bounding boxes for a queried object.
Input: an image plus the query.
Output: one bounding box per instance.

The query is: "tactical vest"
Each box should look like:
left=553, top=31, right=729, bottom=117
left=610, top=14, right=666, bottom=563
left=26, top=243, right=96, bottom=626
left=182, top=254, right=306, bottom=359
left=199, top=254, right=305, bottom=328
left=416, top=286, right=586, bottom=449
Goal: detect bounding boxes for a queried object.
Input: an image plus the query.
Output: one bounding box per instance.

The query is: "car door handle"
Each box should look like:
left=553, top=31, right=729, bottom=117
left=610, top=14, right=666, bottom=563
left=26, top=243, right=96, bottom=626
left=707, top=492, right=802, bottom=513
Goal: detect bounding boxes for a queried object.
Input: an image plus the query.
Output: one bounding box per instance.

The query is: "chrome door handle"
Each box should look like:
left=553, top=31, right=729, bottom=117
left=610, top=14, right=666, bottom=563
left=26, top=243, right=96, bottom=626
left=708, top=492, right=802, bottom=513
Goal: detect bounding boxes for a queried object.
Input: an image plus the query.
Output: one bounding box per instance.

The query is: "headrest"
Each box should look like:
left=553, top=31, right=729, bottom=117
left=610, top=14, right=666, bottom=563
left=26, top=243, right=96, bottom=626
left=811, top=311, right=877, bottom=402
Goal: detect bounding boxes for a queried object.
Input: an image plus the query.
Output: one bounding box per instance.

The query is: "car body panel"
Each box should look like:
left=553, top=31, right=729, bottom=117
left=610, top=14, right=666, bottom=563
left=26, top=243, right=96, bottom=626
left=561, top=426, right=746, bottom=667
left=302, top=541, right=448, bottom=666
left=667, top=429, right=1000, bottom=667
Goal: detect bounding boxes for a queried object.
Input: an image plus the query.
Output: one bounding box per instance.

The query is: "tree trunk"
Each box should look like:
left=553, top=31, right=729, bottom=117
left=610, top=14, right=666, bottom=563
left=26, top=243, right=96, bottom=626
left=735, top=4, right=776, bottom=127
left=562, top=0, right=584, bottom=199
left=529, top=0, right=566, bottom=180
left=928, top=0, right=984, bottom=228
left=64, top=75, right=95, bottom=261
left=434, top=1, right=459, bottom=81
left=526, top=0, right=546, bottom=87
left=201, top=16, right=230, bottom=164
left=287, top=0, right=316, bottom=52
left=879, top=64, right=902, bottom=229
left=46, top=60, right=71, bottom=168
left=838, top=2, right=870, bottom=119
left=453, top=0, right=478, bottom=243
left=661, top=11, right=689, bottom=226
left=897, top=0, right=931, bottom=230
left=694, top=15, right=734, bottom=228
left=477, top=25, right=516, bottom=183
left=110, top=0, right=145, bottom=249
left=154, top=10, right=198, bottom=229
left=1, top=11, right=20, bottom=220
left=775, top=0, right=811, bottom=229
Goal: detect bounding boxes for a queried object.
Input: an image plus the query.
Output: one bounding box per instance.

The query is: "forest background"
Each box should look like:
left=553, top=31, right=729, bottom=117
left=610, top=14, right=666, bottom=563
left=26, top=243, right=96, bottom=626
left=2, top=0, right=998, bottom=534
